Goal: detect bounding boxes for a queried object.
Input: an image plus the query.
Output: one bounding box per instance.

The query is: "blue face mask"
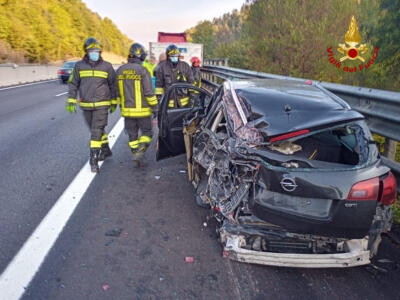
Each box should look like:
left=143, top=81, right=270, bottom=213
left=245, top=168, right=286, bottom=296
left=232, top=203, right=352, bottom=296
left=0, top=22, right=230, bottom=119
left=170, top=56, right=179, bottom=63
left=88, top=51, right=100, bottom=62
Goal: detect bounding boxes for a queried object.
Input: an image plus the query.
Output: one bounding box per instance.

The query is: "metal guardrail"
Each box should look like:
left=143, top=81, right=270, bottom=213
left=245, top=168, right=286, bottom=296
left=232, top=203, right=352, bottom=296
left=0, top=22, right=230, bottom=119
left=201, top=64, right=400, bottom=193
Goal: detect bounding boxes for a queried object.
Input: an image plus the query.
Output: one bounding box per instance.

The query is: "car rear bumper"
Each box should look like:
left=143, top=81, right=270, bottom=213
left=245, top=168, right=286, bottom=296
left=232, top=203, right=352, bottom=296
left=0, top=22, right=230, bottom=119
left=59, top=75, right=70, bottom=81
left=223, top=235, right=370, bottom=268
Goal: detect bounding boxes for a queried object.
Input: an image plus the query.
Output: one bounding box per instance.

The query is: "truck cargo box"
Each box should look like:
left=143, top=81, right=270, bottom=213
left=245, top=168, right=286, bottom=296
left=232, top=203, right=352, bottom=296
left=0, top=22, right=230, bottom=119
left=149, top=42, right=203, bottom=66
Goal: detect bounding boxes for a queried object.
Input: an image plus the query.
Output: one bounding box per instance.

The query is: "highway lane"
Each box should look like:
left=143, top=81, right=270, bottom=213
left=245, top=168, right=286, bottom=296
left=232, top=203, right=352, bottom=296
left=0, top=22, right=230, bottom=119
left=0, top=81, right=120, bottom=275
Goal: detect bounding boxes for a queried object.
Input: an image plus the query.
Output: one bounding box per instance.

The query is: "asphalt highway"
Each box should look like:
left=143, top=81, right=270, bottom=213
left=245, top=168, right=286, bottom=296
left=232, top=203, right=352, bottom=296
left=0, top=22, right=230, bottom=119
left=0, top=81, right=399, bottom=300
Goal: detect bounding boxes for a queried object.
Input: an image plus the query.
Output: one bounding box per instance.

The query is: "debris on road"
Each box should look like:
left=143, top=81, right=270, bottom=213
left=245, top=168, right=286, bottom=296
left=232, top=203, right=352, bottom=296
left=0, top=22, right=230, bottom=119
left=102, top=284, right=110, bottom=291
left=104, top=240, right=114, bottom=246
left=105, top=228, right=123, bottom=237
left=154, top=176, right=161, bottom=180
left=185, top=256, right=194, bottom=263
left=179, top=170, right=187, bottom=174
left=366, top=263, right=388, bottom=274
left=378, top=258, right=394, bottom=264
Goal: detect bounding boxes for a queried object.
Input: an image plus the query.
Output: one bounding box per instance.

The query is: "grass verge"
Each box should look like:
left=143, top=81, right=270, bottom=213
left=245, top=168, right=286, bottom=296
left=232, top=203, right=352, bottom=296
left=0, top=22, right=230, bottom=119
left=394, top=196, right=400, bottom=224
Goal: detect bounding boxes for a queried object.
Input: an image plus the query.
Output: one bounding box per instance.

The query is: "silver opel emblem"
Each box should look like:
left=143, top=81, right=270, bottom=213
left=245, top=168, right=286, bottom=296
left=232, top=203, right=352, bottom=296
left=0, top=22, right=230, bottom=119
left=280, top=176, right=297, bottom=192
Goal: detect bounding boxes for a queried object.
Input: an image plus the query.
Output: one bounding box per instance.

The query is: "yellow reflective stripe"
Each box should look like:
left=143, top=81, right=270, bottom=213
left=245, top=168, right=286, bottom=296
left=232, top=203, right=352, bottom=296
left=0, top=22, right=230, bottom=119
left=146, top=95, right=158, bottom=106
left=93, top=70, right=108, bottom=78
left=189, top=89, right=199, bottom=94
left=180, top=97, right=189, bottom=106
left=116, top=97, right=121, bottom=105
left=79, top=70, right=108, bottom=78
left=68, top=71, right=74, bottom=83
left=139, top=135, right=152, bottom=144
left=110, top=99, right=117, bottom=105
left=155, top=87, right=164, bottom=95
left=79, top=101, right=111, bottom=108
left=86, top=43, right=102, bottom=50
left=135, top=80, right=142, bottom=110
left=90, top=140, right=102, bottom=148
left=168, top=100, right=174, bottom=108
left=67, top=98, right=77, bottom=104
left=129, top=140, right=140, bottom=149
left=121, top=107, right=152, bottom=117
left=118, top=80, right=125, bottom=109
left=79, top=70, right=93, bottom=78
left=101, top=134, right=108, bottom=145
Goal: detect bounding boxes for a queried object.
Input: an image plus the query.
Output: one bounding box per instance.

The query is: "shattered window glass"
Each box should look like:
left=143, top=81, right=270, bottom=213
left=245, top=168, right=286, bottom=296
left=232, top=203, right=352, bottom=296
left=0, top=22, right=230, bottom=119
left=222, top=86, right=263, bottom=145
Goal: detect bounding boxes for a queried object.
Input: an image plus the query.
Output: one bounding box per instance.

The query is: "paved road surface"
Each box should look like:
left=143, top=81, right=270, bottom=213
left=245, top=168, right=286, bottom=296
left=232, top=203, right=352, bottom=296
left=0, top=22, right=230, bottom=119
left=0, top=81, right=399, bottom=300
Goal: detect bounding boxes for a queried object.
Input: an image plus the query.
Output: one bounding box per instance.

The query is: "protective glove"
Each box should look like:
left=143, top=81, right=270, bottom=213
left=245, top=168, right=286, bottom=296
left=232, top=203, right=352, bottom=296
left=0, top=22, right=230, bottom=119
left=109, top=104, right=117, bottom=114
left=65, top=102, right=76, bottom=113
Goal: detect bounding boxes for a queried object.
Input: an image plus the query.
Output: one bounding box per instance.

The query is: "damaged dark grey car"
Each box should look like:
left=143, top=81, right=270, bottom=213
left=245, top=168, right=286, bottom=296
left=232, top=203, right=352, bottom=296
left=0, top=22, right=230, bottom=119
left=157, top=79, right=398, bottom=268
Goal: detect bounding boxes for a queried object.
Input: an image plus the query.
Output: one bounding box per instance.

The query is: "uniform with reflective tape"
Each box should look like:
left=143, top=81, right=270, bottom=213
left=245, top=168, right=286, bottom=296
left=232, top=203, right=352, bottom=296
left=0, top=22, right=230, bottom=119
left=191, top=66, right=201, bottom=88
left=116, top=57, right=157, bottom=151
left=68, top=58, right=117, bottom=149
left=155, top=60, right=194, bottom=108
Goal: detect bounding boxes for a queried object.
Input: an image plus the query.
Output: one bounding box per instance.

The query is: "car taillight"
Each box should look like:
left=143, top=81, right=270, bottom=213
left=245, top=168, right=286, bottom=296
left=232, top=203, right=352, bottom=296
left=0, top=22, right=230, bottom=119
left=58, top=70, right=65, bottom=75
left=380, top=172, right=397, bottom=206
left=269, top=129, right=310, bottom=143
left=347, top=177, right=379, bottom=201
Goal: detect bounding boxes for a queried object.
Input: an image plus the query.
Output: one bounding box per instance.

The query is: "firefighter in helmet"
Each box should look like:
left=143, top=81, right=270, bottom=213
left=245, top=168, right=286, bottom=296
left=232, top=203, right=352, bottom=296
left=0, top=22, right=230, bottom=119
left=116, top=43, right=158, bottom=167
left=155, top=44, right=194, bottom=108
left=190, top=56, right=201, bottom=88
left=66, top=37, right=117, bottom=173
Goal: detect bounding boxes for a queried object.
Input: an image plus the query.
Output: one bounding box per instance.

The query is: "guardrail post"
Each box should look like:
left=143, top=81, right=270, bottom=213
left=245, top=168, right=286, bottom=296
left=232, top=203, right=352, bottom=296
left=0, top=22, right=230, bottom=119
left=385, top=139, right=398, bottom=161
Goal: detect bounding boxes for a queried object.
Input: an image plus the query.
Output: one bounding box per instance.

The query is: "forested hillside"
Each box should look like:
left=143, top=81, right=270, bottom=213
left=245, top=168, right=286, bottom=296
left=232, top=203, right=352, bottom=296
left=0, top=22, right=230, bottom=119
left=187, top=0, right=400, bottom=91
left=0, top=0, right=132, bottom=63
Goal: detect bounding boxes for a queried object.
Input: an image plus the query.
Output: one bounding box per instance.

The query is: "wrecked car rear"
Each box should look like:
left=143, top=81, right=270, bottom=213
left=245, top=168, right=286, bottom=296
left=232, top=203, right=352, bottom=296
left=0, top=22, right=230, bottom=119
left=157, top=79, right=398, bottom=268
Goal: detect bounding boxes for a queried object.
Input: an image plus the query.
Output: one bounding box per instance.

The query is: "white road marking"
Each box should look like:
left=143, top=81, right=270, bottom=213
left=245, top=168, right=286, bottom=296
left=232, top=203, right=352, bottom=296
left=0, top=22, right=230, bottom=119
left=0, top=117, right=124, bottom=300
left=0, top=79, right=58, bottom=91
left=55, top=92, right=68, bottom=97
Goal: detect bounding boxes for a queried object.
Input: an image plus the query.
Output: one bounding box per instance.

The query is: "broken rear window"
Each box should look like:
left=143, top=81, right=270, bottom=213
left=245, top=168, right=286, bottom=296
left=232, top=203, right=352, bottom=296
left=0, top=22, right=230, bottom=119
left=267, top=121, right=372, bottom=167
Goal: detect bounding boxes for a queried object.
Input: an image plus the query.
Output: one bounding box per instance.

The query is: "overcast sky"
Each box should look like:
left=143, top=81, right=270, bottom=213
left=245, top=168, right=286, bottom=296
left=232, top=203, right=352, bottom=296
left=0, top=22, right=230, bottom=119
left=82, top=0, right=245, bottom=47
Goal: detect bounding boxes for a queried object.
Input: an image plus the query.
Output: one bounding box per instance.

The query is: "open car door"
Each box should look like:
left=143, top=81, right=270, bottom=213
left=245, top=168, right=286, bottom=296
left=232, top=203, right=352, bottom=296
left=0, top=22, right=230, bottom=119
left=156, top=83, right=212, bottom=160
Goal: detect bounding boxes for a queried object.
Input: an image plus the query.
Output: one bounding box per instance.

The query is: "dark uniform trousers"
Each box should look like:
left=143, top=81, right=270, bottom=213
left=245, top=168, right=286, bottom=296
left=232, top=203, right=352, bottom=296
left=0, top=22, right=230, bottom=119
left=83, top=108, right=109, bottom=149
left=124, top=117, right=152, bottom=150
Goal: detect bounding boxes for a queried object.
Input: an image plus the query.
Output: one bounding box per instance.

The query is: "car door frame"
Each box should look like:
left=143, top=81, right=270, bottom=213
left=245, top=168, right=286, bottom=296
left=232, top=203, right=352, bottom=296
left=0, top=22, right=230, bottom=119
left=156, top=83, right=212, bottom=160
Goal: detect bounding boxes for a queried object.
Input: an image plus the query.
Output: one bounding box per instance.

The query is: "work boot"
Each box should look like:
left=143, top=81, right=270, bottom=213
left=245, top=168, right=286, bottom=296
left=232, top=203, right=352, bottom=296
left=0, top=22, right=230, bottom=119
left=138, top=143, right=149, bottom=154
left=132, top=150, right=144, bottom=168
left=90, top=149, right=100, bottom=173
left=98, top=143, right=112, bottom=161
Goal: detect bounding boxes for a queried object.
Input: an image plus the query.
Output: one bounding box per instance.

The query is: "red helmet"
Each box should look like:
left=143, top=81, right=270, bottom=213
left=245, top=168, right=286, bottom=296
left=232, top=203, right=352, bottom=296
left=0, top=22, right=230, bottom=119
left=190, top=56, right=200, bottom=67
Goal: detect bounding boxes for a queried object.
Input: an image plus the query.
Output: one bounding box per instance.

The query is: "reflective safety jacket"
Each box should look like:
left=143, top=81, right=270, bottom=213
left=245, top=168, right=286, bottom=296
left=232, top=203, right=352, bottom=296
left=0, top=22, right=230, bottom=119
left=191, top=66, right=201, bottom=88
left=142, top=60, right=156, bottom=77
left=116, top=58, right=157, bottom=118
left=67, top=58, right=117, bottom=110
left=155, top=60, right=194, bottom=108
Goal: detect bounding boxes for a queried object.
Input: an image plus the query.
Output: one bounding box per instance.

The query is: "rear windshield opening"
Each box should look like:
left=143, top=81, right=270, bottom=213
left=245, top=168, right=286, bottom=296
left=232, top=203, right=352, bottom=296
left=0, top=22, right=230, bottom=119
left=268, top=125, right=366, bottom=166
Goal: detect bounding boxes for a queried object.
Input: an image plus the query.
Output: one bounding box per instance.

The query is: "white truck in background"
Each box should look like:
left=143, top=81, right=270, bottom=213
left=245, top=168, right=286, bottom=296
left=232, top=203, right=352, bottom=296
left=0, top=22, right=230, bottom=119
left=149, top=42, right=204, bottom=65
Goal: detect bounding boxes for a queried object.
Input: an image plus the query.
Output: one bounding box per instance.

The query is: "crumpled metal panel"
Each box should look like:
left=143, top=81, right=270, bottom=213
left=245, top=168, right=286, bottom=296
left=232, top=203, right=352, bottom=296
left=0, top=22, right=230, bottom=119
left=223, top=235, right=370, bottom=268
